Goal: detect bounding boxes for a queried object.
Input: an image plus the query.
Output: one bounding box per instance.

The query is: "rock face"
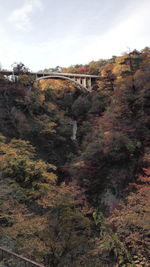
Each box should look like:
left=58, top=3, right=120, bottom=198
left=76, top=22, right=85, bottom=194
left=101, top=189, right=117, bottom=207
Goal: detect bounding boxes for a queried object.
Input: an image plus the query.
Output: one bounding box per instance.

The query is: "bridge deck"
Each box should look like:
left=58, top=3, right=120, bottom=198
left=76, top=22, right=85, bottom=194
left=0, top=71, right=99, bottom=79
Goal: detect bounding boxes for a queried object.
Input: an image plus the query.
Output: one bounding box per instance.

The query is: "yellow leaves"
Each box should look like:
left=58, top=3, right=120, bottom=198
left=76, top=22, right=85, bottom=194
left=18, top=74, right=35, bottom=86
left=42, top=171, right=57, bottom=183
left=115, top=55, right=127, bottom=64
left=46, top=102, right=57, bottom=111
left=72, top=161, right=85, bottom=167
left=37, top=192, right=57, bottom=208
left=6, top=214, right=46, bottom=243
left=0, top=139, right=36, bottom=168
left=38, top=78, right=76, bottom=92
left=31, top=182, right=52, bottom=193
left=38, top=93, right=45, bottom=103
left=38, top=79, right=49, bottom=90
left=98, top=80, right=105, bottom=89
left=34, top=160, right=47, bottom=170
left=33, top=160, right=56, bottom=173
left=47, top=163, right=57, bottom=171
left=40, top=121, right=57, bottom=134
left=100, top=64, right=113, bottom=77
left=0, top=136, right=57, bottom=193
left=47, top=121, right=57, bottom=128
left=11, top=139, right=35, bottom=153
left=113, top=63, right=130, bottom=76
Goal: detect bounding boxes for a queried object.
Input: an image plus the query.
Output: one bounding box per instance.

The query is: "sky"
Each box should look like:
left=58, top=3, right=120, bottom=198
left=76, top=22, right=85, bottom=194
left=0, top=0, right=149, bottom=71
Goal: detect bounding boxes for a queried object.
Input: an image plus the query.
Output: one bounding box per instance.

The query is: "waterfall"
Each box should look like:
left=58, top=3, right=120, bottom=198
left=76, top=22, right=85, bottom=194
left=71, top=120, right=77, bottom=140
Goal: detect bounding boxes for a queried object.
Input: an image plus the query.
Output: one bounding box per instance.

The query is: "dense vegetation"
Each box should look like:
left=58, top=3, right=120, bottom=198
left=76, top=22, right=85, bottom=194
left=0, top=48, right=150, bottom=266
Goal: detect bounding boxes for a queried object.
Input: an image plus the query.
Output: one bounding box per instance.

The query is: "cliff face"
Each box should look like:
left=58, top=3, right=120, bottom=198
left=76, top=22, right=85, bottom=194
left=0, top=49, right=150, bottom=266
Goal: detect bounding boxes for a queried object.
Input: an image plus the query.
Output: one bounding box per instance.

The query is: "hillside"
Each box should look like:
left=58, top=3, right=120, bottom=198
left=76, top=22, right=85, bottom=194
left=0, top=48, right=150, bottom=266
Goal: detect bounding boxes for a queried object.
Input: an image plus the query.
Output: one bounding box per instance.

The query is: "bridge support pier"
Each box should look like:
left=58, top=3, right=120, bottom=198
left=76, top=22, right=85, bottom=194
left=87, top=78, right=92, bottom=91
left=76, top=77, right=81, bottom=85
left=82, top=78, right=86, bottom=88
left=74, top=77, right=92, bottom=91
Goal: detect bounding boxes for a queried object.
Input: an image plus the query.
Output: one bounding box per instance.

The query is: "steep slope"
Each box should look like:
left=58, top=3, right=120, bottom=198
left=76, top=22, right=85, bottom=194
left=0, top=48, right=150, bottom=266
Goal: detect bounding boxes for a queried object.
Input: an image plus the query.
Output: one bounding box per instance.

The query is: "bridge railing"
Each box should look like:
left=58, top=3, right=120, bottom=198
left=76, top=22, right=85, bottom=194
left=0, top=246, right=45, bottom=267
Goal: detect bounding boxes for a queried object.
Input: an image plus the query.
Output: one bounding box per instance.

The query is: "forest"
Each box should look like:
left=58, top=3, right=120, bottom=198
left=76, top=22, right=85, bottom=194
left=0, top=47, right=150, bottom=266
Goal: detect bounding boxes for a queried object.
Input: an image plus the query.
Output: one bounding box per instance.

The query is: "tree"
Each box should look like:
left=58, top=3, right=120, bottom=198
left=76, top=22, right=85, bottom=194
left=18, top=74, right=35, bottom=86
left=107, top=153, right=150, bottom=265
left=42, top=184, right=92, bottom=267
left=12, top=62, right=29, bottom=74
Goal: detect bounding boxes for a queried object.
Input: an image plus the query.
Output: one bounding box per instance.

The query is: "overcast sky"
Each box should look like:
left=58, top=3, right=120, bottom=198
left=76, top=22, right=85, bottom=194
left=0, top=0, right=149, bottom=71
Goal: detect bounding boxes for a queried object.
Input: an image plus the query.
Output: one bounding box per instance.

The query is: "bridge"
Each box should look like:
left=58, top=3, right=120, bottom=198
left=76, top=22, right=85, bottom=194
left=36, top=72, right=99, bottom=91
left=0, top=71, right=99, bottom=91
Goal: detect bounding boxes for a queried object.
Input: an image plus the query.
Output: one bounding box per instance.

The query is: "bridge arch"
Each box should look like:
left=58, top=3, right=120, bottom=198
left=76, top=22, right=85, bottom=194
left=36, top=75, right=90, bottom=91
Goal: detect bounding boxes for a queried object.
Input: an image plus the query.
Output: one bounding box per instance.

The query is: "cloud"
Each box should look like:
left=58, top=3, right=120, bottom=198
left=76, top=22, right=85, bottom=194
left=8, top=0, right=43, bottom=31
left=72, top=0, right=150, bottom=62
left=2, top=0, right=149, bottom=71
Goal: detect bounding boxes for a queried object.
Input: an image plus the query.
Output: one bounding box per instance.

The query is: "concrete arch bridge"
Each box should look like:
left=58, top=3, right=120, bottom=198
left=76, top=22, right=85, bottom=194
left=36, top=72, right=99, bottom=91
left=0, top=71, right=99, bottom=91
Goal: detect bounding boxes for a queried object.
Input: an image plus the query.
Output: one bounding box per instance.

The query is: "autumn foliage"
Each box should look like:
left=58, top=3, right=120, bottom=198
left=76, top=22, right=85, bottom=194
left=0, top=48, right=150, bottom=266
